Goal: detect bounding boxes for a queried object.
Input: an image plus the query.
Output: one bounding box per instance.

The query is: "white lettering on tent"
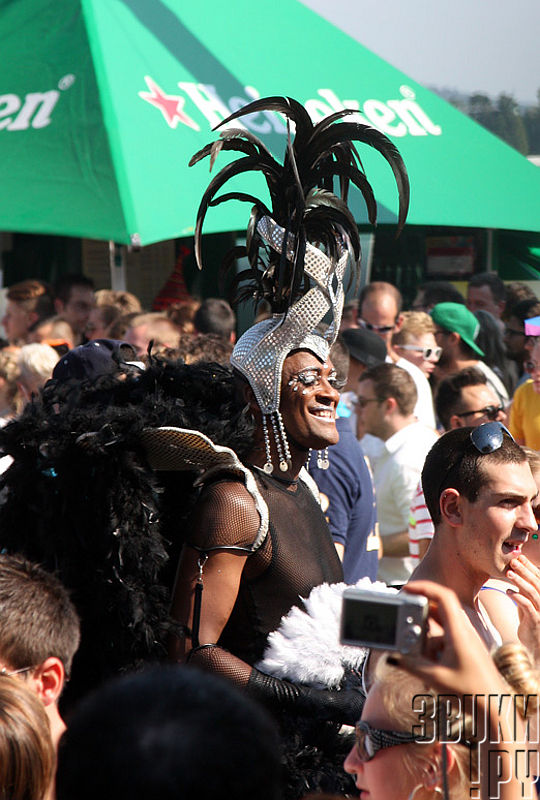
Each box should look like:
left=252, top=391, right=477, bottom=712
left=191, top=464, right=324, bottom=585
left=6, top=91, right=60, bottom=131
left=0, top=94, right=21, bottom=130
left=387, top=94, right=442, bottom=136
left=362, top=100, right=407, bottom=136
left=178, top=83, right=246, bottom=130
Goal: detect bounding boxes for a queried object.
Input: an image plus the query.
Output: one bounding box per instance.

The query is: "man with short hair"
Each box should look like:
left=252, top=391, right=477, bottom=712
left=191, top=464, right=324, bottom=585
left=0, top=554, right=81, bottom=745
left=504, top=298, right=540, bottom=383
left=412, top=425, right=536, bottom=645
left=194, top=297, right=236, bottom=342
left=466, top=271, right=506, bottom=320
left=54, top=275, right=96, bottom=345
left=411, top=280, right=465, bottom=313
left=356, top=363, right=438, bottom=585
left=431, top=301, right=508, bottom=403
left=409, top=367, right=506, bottom=562
left=358, top=282, right=436, bottom=429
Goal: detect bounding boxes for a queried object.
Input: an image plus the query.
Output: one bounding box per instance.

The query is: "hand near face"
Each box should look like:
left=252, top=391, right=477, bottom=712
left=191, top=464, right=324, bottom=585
left=393, top=581, right=507, bottom=696
left=506, top=554, right=540, bottom=664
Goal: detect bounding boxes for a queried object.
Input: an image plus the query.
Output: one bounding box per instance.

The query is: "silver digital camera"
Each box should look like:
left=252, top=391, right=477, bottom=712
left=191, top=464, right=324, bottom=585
left=340, top=588, right=428, bottom=655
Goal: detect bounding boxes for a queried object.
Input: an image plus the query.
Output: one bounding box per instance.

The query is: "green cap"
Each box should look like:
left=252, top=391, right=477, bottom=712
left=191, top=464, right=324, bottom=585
left=430, top=302, right=485, bottom=357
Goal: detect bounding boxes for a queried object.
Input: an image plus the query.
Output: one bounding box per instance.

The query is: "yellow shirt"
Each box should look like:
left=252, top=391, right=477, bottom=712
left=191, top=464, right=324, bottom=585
left=509, top=379, right=540, bottom=449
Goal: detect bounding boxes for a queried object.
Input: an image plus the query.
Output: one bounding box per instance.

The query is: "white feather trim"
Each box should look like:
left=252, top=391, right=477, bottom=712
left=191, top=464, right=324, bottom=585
left=255, top=578, right=397, bottom=689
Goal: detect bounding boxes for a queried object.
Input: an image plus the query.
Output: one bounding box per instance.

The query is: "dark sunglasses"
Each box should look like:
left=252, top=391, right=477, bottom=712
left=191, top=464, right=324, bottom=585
left=525, top=360, right=540, bottom=374
left=437, top=422, right=514, bottom=500
left=454, top=405, right=504, bottom=422
left=357, top=318, right=396, bottom=334
left=354, top=720, right=427, bottom=763
left=504, top=327, right=527, bottom=338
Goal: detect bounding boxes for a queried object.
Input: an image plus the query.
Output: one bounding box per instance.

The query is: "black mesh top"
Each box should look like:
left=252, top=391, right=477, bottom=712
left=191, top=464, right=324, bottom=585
left=186, top=467, right=343, bottom=682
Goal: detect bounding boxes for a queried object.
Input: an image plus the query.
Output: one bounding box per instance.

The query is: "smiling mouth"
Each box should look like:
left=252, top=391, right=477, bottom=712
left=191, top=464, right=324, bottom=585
left=309, top=408, right=335, bottom=422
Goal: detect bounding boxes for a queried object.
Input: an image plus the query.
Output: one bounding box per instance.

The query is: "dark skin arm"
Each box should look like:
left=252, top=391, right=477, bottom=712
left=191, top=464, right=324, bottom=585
left=168, top=480, right=259, bottom=665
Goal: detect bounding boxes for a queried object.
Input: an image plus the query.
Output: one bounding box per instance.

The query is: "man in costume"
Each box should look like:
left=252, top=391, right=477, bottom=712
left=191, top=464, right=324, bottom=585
left=153, top=96, right=408, bottom=793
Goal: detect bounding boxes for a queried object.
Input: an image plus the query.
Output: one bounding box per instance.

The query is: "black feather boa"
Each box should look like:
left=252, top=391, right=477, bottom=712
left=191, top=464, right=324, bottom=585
left=0, top=358, right=255, bottom=708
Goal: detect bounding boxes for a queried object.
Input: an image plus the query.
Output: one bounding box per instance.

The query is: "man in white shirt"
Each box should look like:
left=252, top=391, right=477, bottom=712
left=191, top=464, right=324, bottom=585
left=358, top=282, right=436, bottom=430
left=356, top=363, right=439, bottom=586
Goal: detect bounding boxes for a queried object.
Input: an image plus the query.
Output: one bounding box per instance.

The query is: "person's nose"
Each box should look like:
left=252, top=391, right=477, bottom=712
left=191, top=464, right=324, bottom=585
left=318, top=378, right=340, bottom=406
left=496, top=407, right=508, bottom=425
left=519, top=501, right=538, bottom=535
left=343, top=744, right=363, bottom=778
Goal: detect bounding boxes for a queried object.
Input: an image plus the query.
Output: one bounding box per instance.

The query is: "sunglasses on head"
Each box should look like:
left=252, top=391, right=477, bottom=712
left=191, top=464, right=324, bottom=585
left=354, top=720, right=427, bottom=763
left=396, top=344, right=442, bottom=360
left=454, top=405, right=504, bottom=422
left=437, top=422, right=515, bottom=501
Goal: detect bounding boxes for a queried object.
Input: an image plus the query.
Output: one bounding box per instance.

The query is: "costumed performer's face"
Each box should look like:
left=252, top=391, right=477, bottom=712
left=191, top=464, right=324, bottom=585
left=279, top=350, right=340, bottom=452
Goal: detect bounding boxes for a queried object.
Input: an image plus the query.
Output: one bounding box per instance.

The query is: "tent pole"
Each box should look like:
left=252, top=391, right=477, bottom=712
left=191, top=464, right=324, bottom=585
left=109, top=241, right=127, bottom=291
left=360, top=233, right=375, bottom=289
left=486, top=229, right=494, bottom=271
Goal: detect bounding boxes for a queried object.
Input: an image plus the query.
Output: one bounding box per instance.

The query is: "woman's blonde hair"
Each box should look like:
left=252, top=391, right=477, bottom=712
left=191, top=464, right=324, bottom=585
left=375, top=642, right=540, bottom=799
left=374, top=662, right=473, bottom=798
left=0, top=676, right=55, bottom=800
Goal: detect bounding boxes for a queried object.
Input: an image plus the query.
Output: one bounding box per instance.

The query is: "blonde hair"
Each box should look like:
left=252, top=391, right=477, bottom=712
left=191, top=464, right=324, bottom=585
left=493, top=643, right=540, bottom=720
left=0, top=676, right=55, bottom=800
left=17, top=344, right=59, bottom=396
left=0, top=348, right=22, bottom=415
left=392, top=311, right=435, bottom=346
left=127, top=313, right=180, bottom=353
left=375, top=644, right=540, bottom=799
left=95, top=290, right=142, bottom=315
left=374, top=663, right=473, bottom=799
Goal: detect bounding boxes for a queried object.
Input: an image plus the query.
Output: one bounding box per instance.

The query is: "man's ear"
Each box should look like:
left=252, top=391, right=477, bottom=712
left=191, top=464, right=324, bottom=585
left=53, top=298, right=64, bottom=315
left=394, top=313, right=404, bottom=333
left=449, top=414, right=465, bottom=429
left=241, top=380, right=259, bottom=417
left=439, top=488, right=463, bottom=527
left=384, top=396, right=398, bottom=415
left=31, top=657, right=65, bottom=706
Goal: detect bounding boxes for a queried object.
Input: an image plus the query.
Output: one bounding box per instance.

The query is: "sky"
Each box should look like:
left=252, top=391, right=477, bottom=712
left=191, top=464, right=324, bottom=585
left=301, top=0, right=540, bottom=105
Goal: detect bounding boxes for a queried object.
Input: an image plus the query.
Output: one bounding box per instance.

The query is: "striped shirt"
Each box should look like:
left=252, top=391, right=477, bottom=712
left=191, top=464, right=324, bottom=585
left=408, top=481, right=434, bottom=560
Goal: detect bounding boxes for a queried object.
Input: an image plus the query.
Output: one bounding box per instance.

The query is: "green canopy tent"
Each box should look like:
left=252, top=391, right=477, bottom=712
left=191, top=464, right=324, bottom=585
left=1, top=0, right=540, bottom=250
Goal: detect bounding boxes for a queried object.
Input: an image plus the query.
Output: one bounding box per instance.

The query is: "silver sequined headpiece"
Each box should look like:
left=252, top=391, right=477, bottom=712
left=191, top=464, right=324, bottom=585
left=231, top=215, right=349, bottom=472
left=190, top=95, right=409, bottom=473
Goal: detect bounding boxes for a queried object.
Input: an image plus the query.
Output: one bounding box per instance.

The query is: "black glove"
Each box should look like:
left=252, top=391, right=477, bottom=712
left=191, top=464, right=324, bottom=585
left=247, top=667, right=364, bottom=725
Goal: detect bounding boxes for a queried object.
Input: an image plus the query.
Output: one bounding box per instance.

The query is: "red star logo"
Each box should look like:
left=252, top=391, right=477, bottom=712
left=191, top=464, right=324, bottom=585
left=138, top=76, right=200, bottom=131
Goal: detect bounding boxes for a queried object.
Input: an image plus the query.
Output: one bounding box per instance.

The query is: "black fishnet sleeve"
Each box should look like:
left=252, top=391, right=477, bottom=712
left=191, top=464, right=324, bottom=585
left=189, top=645, right=364, bottom=726
left=186, top=479, right=264, bottom=552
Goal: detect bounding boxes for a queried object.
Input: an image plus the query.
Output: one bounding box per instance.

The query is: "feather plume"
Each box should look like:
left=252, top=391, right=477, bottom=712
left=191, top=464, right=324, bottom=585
left=190, top=95, right=409, bottom=313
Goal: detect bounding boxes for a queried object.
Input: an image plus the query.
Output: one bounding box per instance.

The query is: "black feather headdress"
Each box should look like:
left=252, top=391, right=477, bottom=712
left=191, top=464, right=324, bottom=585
left=190, top=96, right=409, bottom=313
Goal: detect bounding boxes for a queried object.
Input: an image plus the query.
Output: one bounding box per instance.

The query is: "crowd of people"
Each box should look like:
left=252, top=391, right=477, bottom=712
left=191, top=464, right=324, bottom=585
left=0, top=94, right=538, bottom=800
left=0, top=269, right=538, bottom=800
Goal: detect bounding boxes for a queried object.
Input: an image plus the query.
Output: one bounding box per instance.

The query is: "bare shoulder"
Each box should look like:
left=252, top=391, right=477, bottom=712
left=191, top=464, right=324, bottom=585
left=188, top=477, right=261, bottom=551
